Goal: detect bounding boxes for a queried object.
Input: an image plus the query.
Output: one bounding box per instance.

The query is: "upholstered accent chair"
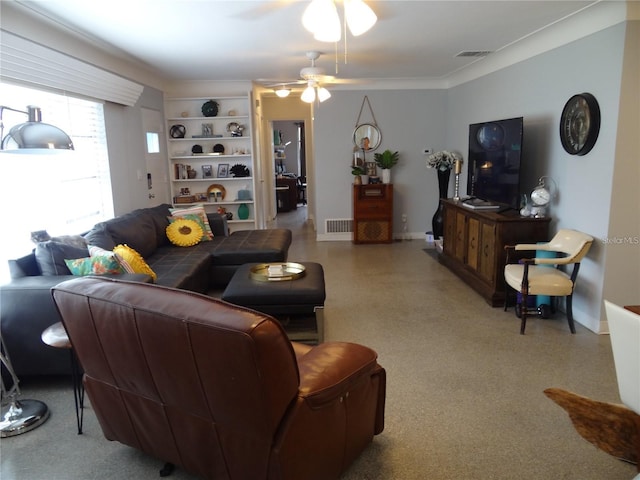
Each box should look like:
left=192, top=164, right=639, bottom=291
left=504, top=229, right=593, bottom=334
left=51, top=277, right=385, bottom=480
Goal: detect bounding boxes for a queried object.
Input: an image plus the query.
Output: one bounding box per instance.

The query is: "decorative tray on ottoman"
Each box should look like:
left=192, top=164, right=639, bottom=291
left=250, top=262, right=306, bottom=282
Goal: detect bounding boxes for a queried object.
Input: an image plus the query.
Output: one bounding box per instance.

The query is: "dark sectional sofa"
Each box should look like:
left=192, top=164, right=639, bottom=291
left=0, top=203, right=292, bottom=376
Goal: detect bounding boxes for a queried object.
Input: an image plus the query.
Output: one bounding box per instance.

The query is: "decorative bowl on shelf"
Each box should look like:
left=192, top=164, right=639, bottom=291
left=227, top=122, right=244, bottom=137
left=170, top=124, right=186, bottom=138
left=213, top=143, right=225, bottom=154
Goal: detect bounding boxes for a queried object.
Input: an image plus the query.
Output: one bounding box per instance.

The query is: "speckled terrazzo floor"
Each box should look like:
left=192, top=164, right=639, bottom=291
left=1, top=207, right=636, bottom=480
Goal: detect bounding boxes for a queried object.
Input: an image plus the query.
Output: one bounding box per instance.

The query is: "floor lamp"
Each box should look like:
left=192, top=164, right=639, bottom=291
left=1, top=336, right=50, bottom=437
left=0, top=104, right=74, bottom=436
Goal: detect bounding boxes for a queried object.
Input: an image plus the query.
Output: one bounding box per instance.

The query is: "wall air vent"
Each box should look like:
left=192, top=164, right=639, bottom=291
left=325, top=218, right=353, bottom=233
left=456, top=51, right=493, bottom=58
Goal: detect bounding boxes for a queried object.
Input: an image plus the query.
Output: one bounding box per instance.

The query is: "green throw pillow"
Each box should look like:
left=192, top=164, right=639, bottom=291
left=64, top=255, right=125, bottom=276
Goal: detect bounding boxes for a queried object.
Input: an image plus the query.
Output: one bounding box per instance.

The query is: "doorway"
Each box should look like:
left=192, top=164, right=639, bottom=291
left=273, top=120, right=307, bottom=224
left=273, top=120, right=305, bottom=177
left=258, top=93, right=314, bottom=230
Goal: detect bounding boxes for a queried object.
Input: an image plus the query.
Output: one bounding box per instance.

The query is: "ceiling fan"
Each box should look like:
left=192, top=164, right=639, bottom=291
left=261, top=51, right=359, bottom=102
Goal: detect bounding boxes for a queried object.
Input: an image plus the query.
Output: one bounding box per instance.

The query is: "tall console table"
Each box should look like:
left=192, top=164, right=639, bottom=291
left=439, top=199, right=550, bottom=306
left=353, top=184, right=393, bottom=244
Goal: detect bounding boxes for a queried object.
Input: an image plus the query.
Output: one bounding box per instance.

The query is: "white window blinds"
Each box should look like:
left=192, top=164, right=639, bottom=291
left=0, top=30, right=143, bottom=106
left=0, top=82, right=114, bottom=282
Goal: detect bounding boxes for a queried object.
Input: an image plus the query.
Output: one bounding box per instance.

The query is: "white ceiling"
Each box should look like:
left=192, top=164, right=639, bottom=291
left=14, top=0, right=599, bottom=87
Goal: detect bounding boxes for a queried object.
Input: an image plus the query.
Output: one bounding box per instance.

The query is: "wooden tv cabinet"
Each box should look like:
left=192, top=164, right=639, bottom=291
left=438, top=199, right=550, bottom=307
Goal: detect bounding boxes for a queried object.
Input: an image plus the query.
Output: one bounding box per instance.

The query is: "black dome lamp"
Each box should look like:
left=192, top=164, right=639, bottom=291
left=1, top=105, right=74, bottom=152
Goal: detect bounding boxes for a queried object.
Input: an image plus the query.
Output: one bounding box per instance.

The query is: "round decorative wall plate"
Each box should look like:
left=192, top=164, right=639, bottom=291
left=201, top=100, right=219, bottom=117
left=560, top=92, right=600, bottom=155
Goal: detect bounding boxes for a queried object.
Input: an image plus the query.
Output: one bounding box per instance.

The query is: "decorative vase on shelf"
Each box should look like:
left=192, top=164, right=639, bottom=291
left=381, top=169, right=391, bottom=184
left=237, top=203, right=249, bottom=220
left=431, top=168, right=451, bottom=239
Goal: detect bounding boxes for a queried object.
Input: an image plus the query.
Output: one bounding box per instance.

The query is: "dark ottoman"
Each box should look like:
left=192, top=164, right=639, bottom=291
left=221, top=262, right=326, bottom=343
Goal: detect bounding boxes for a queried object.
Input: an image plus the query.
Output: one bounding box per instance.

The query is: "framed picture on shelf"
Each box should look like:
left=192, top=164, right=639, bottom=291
left=202, top=164, right=213, bottom=178
left=202, top=123, right=213, bottom=137
left=217, top=163, right=229, bottom=178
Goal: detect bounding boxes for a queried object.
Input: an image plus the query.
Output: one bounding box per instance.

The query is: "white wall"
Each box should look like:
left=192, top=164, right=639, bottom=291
left=311, top=22, right=637, bottom=333
left=601, top=19, right=640, bottom=322
left=445, top=23, right=631, bottom=333
left=105, top=86, right=166, bottom=215
left=314, top=89, right=447, bottom=239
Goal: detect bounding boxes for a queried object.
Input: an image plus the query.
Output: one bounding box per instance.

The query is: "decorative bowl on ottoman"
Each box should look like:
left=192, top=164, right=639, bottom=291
left=222, top=262, right=326, bottom=343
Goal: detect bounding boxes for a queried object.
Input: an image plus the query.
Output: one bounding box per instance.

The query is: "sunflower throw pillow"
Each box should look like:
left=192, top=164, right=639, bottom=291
left=169, top=204, right=213, bottom=240
left=113, top=244, right=157, bottom=282
left=167, top=213, right=210, bottom=242
left=166, top=218, right=203, bottom=247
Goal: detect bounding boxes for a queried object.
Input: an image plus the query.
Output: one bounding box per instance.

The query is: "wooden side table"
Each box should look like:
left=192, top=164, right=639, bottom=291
left=353, top=183, right=393, bottom=244
left=41, top=322, right=85, bottom=434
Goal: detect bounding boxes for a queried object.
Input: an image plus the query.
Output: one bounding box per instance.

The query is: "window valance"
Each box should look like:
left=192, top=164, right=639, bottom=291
left=0, top=30, right=143, bottom=106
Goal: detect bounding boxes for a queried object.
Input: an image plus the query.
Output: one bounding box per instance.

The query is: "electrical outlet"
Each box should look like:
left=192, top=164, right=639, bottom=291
left=401, top=214, right=407, bottom=223
left=423, top=148, right=432, bottom=155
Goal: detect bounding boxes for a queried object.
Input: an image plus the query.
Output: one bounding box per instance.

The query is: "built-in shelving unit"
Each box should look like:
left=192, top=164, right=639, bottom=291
left=165, top=96, right=256, bottom=230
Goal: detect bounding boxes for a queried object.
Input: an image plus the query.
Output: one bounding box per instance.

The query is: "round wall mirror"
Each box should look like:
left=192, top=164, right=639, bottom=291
left=353, top=123, right=381, bottom=152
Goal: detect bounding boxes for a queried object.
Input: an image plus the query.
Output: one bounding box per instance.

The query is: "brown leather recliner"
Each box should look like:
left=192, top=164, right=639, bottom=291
left=51, top=277, right=385, bottom=480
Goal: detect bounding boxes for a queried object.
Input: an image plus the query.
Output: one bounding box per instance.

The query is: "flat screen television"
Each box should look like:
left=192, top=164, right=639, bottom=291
left=466, top=116, right=523, bottom=210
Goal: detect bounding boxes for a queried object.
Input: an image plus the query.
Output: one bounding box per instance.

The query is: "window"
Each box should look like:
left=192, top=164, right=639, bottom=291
left=146, top=132, right=160, bottom=153
left=0, top=82, right=113, bottom=282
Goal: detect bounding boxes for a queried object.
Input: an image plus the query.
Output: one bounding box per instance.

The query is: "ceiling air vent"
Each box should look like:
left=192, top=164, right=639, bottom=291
left=456, top=51, right=492, bottom=58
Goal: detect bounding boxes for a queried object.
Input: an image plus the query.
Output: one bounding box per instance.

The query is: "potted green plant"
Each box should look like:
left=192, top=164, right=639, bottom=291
left=374, top=149, right=399, bottom=184
left=351, top=165, right=365, bottom=185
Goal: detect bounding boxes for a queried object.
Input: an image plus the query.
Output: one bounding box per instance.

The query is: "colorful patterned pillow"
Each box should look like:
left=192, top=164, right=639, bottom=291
left=89, top=245, right=127, bottom=270
left=169, top=204, right=213, bottom=240
left=64, top=253, right=125, bottom=276
left=113, top=244, right=157, bottom=282
left=167, top=213, right=210, bottom=242
left=166, top=218, right=203, bottom=247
